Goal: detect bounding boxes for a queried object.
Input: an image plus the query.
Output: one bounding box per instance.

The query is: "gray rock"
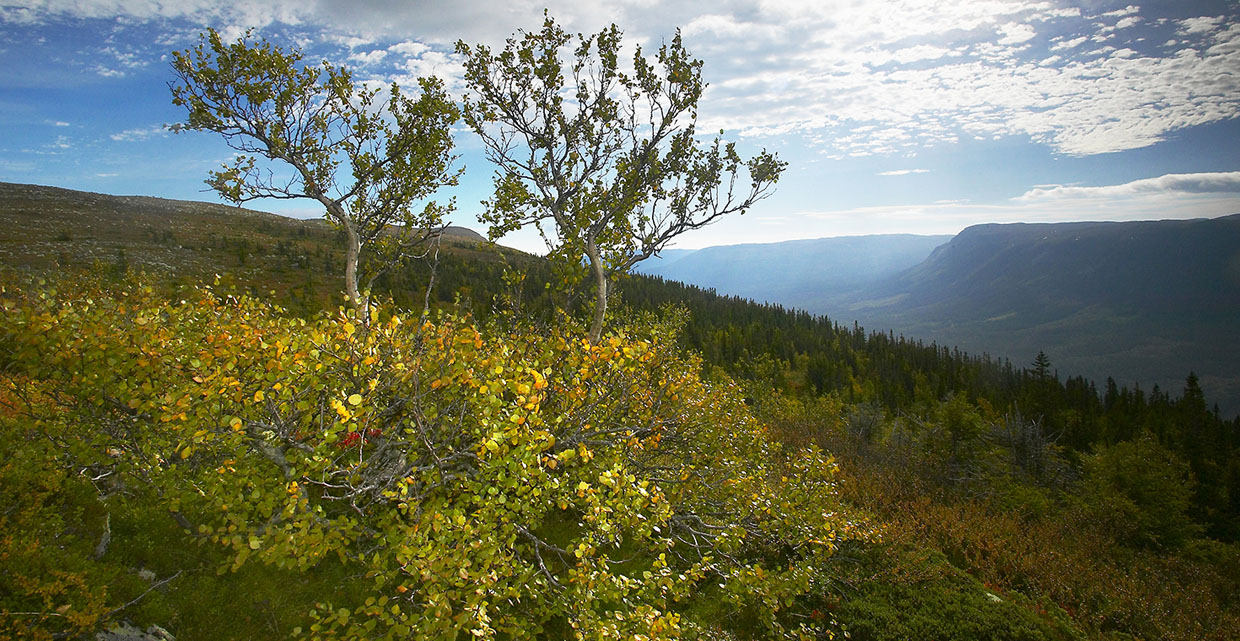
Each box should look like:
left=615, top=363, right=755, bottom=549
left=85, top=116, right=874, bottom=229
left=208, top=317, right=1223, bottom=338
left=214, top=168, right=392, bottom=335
left=96, top=622, right=175, bottom=641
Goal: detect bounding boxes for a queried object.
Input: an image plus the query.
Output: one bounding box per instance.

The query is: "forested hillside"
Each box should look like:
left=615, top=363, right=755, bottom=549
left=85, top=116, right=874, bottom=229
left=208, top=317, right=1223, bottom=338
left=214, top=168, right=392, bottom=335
left=3, top=184, right=1239, bottom=640
left=647, top=216, right=1240, bottom=417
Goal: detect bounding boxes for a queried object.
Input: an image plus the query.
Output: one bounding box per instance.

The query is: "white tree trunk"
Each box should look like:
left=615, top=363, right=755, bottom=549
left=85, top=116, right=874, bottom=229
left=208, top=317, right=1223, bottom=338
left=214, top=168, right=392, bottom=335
left=331, top=201, right=365, bottom=312
left=586, top=241, right=607, bottom=344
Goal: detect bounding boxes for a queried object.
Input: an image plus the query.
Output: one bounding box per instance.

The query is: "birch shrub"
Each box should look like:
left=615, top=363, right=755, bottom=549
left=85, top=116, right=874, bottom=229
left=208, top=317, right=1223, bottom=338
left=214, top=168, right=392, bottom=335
left=1, top=277, right=866, bottom=640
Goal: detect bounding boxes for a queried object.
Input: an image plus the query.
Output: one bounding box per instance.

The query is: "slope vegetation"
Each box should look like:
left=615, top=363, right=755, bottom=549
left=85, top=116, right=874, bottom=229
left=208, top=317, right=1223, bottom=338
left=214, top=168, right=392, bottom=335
left=3, top=183, right=1238, bottom=641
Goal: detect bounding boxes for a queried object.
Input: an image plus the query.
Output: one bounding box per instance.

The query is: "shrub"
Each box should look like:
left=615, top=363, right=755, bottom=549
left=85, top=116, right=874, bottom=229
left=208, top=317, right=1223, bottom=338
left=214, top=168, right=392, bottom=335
left=0, top=277, right=867, bottom=640
left=1079, top=432, right=1201, bottom=549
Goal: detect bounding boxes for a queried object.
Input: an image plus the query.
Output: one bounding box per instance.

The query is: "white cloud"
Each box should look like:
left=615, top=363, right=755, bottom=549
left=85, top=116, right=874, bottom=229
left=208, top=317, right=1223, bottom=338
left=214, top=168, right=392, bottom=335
left=1015, top=172, right=1240, bottom=202
left=348, top=49, right=387, bottom=66
left=878, top=168, right=930, bottom=176
left=1034, top=8, right=1081, bottom=21
left=2, top=0, right=308, bottom=30
left=1178, top=16, right=1224, bottom=35
left=870, top=44, right=955, bottom=65
left=1103, top=5, right=1140, bottom=18
left=695, top=4, right=1240, bottom=156
left=9, top=0, right=1240, bottom=159
left=331, top=34, right=377, bottom=49
left=1207, top=23, right=1240, bottom=56
left=392, top=49, right=465, bottom=90
left=390, top=41, right=429, bottom=57
left=997, top=22, right=1036, bottom=46
left=1050, top=36, right=1087, bottom=51
left=99, top=45, right=146, bottom=69
left=684, top=13, right=781, bottom=39
left=110, top=125, right=168, bottom=141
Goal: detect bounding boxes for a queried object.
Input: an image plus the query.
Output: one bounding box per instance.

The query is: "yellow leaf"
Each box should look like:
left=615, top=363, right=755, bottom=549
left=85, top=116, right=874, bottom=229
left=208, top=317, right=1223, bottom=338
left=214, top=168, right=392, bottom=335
left=253, top=390, right=265, bottom=402
left=347, top=393, right=363, bottom=406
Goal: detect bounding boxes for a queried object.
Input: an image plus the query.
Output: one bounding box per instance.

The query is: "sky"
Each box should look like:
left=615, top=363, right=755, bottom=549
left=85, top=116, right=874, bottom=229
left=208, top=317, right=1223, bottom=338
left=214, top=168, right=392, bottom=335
left=2, top=0, right=1238, bottom=253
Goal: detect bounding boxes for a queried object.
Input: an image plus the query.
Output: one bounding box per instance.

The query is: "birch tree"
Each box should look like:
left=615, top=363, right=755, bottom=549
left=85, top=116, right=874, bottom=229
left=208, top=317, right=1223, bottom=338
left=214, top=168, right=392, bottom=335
left=171, top=29, right=459, bottom=310
left=457, top=16, right=785, bottom=342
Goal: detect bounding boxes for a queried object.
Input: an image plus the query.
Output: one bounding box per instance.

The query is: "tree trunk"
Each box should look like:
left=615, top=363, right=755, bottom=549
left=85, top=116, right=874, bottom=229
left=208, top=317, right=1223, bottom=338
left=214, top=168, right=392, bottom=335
left=586, top=241, right=607, bottom=344
left=342, top=220, right=364, bottom=311
left=324, top=200, right=366, bottom=312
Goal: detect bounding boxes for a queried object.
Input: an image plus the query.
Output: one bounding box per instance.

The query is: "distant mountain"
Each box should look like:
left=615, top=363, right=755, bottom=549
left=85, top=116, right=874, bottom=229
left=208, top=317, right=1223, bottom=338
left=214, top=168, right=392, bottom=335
left=840, top=216, right=1240, bottom=415
left=855, top=217, right=1240, bottom=323
left=639, top=248, right=699, bottom=273
left=645, top=215, right=1240, bottom=416
left=634, top=234, right=951, bottom=306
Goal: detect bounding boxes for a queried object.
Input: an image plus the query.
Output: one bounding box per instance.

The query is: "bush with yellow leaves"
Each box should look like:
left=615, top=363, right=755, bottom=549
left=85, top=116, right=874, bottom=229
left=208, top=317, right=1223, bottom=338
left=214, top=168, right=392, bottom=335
left=1, top=276, right=866, bottom=640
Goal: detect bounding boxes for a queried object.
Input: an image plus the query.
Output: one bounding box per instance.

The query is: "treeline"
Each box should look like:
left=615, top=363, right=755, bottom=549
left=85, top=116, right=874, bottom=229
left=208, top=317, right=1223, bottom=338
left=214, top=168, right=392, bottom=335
left=615, top=274, right=1240, bottom=542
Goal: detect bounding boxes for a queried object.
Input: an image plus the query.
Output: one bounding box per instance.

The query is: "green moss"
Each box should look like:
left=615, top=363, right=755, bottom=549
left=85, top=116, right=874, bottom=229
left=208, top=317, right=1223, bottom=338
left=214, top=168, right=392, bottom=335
left=836, top=548, right=1085, bottom=641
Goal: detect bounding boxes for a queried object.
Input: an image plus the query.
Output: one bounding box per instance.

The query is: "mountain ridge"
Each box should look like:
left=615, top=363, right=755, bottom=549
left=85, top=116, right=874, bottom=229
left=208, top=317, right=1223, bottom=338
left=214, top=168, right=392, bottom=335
left=0, top=181, right=487, bottom=243
left=646, top=214, right=1240, bottom=415
left=635, top=232, right=952, bottom=306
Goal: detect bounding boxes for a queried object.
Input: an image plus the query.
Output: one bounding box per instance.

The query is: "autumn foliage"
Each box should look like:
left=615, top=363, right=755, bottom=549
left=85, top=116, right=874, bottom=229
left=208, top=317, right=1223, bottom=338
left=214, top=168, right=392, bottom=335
left=0, top=276, right=866, bottom=640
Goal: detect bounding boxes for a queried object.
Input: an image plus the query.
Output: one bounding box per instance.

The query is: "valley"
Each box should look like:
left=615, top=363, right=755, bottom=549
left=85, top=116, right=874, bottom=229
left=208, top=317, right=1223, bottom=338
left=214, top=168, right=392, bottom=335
left=646, top=215, right=1240, bottom=416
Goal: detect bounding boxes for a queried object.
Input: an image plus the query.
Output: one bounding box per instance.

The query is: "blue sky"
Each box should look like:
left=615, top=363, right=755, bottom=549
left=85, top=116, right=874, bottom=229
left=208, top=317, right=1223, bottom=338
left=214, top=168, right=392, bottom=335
left=2, top=0, right=1238, bottom=252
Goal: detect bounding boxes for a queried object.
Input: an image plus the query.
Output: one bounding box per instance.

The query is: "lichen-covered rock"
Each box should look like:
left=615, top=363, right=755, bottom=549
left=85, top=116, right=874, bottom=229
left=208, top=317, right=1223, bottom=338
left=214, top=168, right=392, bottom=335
left=96, top=622, right=175, bottom=641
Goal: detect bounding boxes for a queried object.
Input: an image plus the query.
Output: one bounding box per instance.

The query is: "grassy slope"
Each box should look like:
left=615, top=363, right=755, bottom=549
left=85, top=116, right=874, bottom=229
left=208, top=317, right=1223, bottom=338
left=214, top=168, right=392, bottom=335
left=0, top=181, right=494, bottom=307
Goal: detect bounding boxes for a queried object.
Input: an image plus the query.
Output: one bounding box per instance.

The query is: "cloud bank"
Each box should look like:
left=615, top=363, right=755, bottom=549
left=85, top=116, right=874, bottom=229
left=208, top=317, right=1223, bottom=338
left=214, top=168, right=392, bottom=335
left=5, top=1, right=1238, bottom=159
left=1017, top=172, right=1240, bottom=201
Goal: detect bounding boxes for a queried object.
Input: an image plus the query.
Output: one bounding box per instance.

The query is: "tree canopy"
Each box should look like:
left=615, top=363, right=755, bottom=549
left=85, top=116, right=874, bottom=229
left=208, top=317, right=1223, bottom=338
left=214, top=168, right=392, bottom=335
left=457, top=16, right=786, bottom=342
left=170, top=28, right=459, bottom=309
